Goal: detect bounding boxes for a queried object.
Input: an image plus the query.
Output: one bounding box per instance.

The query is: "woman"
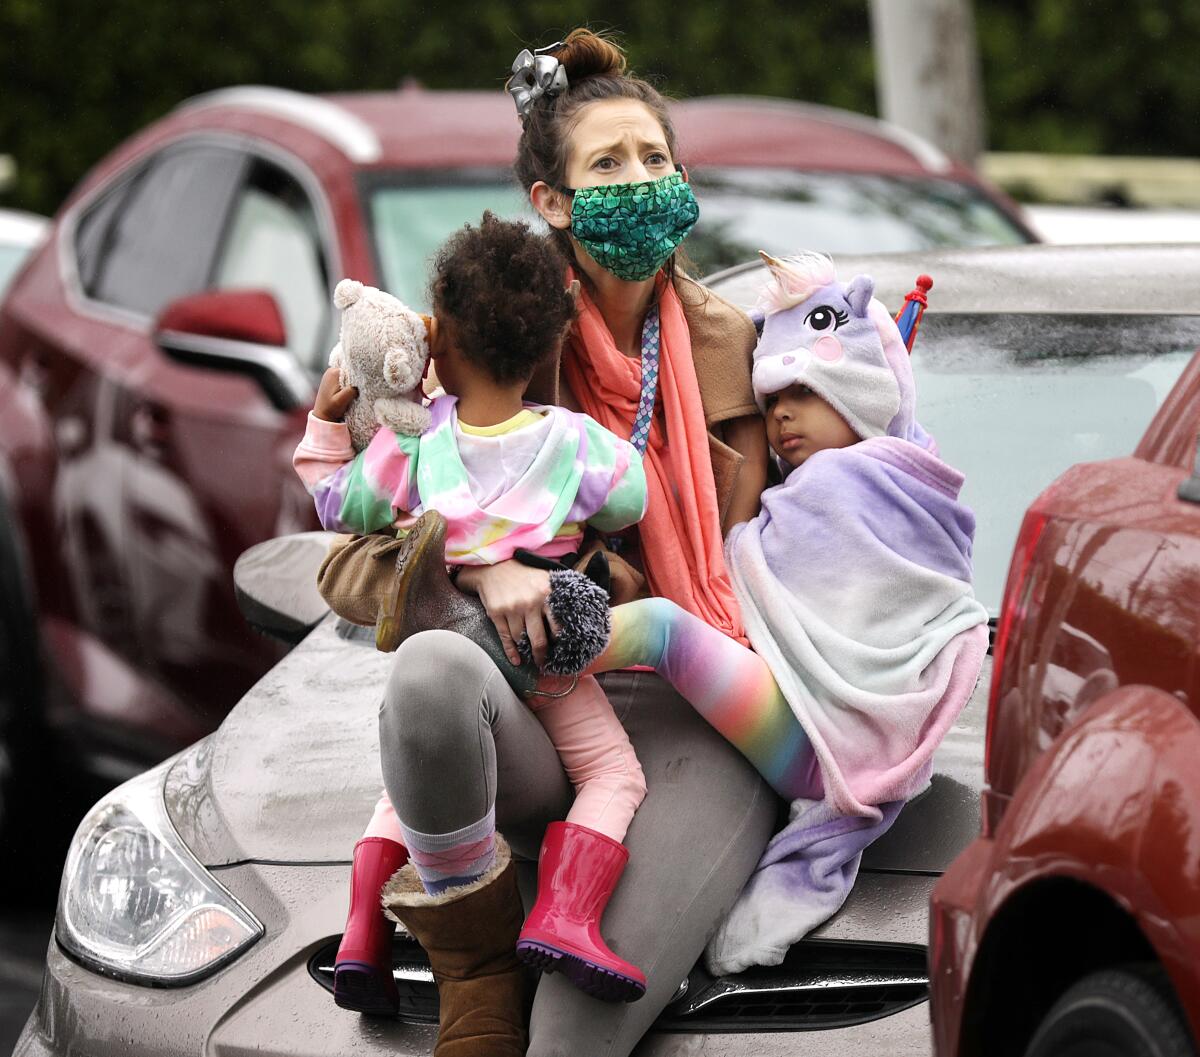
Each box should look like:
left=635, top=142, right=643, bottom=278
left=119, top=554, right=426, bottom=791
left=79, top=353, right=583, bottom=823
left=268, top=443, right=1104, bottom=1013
left=320, top=28, right=776, bottom=1056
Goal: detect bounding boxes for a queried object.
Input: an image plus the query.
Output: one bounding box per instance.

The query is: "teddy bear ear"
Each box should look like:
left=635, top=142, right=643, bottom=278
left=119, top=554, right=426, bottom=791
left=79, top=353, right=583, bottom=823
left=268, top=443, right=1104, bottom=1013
left=384, top=346, right=422, bottom=393
left=334, top=279, right=364, bottom=310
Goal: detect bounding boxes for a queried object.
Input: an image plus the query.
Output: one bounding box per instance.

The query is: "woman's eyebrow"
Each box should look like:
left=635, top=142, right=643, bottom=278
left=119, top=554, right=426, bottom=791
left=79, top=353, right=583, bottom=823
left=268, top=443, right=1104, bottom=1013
left=584, top=137, right=669, bottom=164
left=584, top=139, right=625, bottom=164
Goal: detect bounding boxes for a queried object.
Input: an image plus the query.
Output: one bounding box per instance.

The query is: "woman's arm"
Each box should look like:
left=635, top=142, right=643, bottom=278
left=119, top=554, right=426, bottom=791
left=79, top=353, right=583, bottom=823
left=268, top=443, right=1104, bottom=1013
left=721, top=413, right=769, bottom=530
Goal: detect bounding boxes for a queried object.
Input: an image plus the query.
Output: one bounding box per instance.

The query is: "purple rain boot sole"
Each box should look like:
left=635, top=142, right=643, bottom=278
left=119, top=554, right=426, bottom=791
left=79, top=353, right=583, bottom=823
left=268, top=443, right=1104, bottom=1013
left=333, top=960, right=400, bottom=1015
left=516, top=938, right=646, bottom=1003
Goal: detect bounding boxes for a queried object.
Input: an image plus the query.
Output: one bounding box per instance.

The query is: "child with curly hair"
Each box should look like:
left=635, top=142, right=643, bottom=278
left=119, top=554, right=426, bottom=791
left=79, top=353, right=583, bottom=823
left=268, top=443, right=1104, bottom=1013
left=292, top=213, right=652, bottom=1020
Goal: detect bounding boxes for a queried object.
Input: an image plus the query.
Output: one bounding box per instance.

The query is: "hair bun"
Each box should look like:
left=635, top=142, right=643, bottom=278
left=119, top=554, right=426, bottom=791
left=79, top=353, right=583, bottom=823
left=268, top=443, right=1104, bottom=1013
left=555, top=28, right=627, bottom=81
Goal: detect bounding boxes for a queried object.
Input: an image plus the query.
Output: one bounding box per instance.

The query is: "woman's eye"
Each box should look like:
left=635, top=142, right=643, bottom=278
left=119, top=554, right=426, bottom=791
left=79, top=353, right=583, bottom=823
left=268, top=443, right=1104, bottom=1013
left=595, top=157, right=618, bottom=171
left=804, top=305, right=849, bottom=331
left=647, top=153, right=670, bottom=166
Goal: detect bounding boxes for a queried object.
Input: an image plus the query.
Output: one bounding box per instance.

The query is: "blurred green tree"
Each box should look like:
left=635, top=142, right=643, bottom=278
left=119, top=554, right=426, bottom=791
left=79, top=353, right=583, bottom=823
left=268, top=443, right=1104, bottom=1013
left=977, top=0, right=1200, bottom=156
left=1, top=0, right=1196, bottom=217
left=1, top=0, right=875, bottom=215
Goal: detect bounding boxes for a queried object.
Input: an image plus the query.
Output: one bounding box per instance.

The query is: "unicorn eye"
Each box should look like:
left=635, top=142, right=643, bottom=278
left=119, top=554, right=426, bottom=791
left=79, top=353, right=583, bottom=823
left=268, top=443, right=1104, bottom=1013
left=804, top=306, right=849, bottom=331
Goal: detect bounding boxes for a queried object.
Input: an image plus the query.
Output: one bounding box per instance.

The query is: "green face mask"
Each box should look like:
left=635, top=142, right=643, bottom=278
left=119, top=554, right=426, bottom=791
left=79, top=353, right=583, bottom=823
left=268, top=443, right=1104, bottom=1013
left=565, top=170, right=700, bottom=282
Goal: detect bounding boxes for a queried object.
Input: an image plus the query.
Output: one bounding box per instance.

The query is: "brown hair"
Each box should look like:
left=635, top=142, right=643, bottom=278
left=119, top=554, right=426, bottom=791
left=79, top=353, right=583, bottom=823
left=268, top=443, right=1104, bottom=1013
left=511, top=29, right=683, bottom=274
left=429, top=212, right=575, bottom=386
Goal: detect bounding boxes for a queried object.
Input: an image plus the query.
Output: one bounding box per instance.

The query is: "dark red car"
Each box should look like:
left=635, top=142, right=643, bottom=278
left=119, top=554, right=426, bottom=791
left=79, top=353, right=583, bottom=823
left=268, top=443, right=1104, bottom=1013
left=0, top=85, right=1035, bottom=843
left=930, top=310, right=1200, bottom=1052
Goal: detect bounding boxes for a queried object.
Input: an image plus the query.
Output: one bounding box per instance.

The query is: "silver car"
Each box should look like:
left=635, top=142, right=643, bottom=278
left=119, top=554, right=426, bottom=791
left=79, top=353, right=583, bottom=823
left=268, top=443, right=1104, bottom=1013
left=0, top=209, right=48, bottom=299
left=18, top=244, right=1200, bottom=1057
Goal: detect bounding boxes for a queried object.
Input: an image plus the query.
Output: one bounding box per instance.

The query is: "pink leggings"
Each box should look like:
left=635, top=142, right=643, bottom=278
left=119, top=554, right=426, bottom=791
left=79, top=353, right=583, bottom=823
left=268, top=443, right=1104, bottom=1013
left=363, top=673, right=646, bottom=845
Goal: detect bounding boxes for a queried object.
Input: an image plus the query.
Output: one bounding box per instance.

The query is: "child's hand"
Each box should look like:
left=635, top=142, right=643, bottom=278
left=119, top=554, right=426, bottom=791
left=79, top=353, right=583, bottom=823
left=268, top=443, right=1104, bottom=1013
left=313, top=367, right=358, bottom=422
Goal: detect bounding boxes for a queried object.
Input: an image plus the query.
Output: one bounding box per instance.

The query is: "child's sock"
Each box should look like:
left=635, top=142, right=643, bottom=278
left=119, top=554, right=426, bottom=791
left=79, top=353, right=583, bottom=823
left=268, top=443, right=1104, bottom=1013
left=397, top=809, right=496, bottom=895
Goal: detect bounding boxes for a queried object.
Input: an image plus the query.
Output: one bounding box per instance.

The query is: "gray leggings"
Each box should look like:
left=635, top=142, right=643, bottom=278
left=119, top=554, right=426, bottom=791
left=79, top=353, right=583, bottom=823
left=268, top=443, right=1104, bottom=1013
left=379, top=629, right=777, bottom=1057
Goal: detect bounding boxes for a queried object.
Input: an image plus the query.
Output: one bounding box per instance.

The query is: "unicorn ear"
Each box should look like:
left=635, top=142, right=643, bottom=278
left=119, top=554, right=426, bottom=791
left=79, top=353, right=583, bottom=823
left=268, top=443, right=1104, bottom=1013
left=845, top=274, right=875, bottom=318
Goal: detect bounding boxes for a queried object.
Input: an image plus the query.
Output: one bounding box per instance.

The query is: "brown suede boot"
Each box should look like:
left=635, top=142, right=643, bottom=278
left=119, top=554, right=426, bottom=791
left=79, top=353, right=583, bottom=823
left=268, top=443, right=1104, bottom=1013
left=374, top=510, right=538, bottom=695
left=380, top=837, right=530, bottom=1057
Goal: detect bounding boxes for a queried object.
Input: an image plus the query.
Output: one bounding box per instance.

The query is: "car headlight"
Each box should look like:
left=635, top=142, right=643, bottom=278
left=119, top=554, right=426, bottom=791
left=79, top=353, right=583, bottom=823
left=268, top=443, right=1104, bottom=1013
left=56, top=758, right=263, bottom=985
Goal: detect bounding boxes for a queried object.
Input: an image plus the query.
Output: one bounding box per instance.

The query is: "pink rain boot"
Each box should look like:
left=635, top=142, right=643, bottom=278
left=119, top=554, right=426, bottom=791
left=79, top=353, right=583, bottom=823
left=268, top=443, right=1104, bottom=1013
left=516, top=821, right=646, bottom=1003
left=333, top=837, right=409, bottom=1014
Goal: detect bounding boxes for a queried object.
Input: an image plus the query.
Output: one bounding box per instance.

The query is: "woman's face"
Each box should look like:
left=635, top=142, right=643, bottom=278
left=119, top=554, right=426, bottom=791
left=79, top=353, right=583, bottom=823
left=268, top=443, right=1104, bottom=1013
left=564, top=98, right=674, bottom=189
left=532, top=99, right=675, bottom=232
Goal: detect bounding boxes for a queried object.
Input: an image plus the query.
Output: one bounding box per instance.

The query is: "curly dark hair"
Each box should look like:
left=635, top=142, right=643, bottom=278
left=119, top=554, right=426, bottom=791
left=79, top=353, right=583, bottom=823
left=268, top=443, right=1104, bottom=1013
left=429, top=212, right=575, bottom=385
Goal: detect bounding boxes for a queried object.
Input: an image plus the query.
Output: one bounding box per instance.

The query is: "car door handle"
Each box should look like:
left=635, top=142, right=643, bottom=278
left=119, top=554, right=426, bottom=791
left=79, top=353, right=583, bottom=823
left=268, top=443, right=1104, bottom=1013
left=130, top=404, right=170, bottom=454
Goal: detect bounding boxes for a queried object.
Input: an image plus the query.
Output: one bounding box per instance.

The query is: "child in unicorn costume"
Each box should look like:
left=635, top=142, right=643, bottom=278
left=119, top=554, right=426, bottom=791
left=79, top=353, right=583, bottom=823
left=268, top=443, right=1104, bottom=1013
left=585, top=251, right=989, bottom=973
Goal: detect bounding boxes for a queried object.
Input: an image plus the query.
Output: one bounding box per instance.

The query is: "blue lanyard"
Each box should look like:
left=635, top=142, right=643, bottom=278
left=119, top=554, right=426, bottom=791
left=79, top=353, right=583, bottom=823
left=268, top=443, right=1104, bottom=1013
left=629, top=303, right=661, bottom=455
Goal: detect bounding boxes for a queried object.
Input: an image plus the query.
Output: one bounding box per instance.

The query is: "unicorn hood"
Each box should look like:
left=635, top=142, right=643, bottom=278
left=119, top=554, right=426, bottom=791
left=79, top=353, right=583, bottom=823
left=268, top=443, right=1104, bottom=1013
left=752, top=251, right=926, bottom=446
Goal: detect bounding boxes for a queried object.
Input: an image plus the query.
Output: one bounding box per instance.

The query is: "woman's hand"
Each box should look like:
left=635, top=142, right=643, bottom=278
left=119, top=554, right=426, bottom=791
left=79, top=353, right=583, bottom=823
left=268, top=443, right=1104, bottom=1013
left=314, top=366, right=358, bottom=422
left=455, top=561, right=553, bottom=667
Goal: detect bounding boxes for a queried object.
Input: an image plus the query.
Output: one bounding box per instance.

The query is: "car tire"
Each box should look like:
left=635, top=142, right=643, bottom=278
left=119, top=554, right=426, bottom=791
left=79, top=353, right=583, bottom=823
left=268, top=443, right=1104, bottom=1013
left=1024, top=966, right=1196, bottom=1057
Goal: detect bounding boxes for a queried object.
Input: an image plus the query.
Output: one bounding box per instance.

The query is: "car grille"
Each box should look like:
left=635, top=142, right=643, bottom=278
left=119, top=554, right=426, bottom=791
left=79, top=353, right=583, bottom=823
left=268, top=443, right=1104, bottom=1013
left=309, top=937, right=928, bottom=1032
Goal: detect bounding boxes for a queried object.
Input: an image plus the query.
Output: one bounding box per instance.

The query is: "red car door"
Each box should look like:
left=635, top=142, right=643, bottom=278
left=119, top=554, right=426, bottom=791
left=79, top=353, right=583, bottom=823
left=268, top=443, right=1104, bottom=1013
left=11, top=141, right=254, bottom=760
left=117, top=147, right=330, bottom=730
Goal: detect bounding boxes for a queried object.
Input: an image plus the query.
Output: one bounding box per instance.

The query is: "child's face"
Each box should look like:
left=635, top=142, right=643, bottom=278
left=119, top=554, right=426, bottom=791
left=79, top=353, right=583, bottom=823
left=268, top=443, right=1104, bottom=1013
left=764, top=384, right=860, bottom=469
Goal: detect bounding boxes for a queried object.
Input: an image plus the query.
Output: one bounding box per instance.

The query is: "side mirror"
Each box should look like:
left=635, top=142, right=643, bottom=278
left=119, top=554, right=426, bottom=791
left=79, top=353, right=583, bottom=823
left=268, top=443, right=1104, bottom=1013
left=234, top=532, right=334, bottom=644
left=154, top=289, right=314, bottom=411
left=1179, top=434, right=1200, bottom=504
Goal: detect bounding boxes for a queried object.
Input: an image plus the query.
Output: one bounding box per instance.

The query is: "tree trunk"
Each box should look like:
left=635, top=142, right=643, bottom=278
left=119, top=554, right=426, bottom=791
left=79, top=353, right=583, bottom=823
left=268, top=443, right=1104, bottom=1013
left=869, top=0, right=986, bottom=167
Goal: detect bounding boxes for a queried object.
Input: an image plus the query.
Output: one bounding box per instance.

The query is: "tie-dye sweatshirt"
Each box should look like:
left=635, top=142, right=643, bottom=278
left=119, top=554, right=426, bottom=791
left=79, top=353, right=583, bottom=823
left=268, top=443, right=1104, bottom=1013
left=293, top=394, right=647, bottom=565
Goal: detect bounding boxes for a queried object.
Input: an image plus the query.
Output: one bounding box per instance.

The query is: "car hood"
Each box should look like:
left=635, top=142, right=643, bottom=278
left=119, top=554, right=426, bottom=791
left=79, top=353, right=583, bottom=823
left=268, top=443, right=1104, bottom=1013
left=167, top=615, right=988, bottom=874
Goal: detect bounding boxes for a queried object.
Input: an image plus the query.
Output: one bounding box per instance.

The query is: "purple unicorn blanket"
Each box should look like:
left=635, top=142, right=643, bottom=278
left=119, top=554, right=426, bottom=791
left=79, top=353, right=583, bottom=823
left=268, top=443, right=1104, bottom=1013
left=707, top=438, right=988, bottom=973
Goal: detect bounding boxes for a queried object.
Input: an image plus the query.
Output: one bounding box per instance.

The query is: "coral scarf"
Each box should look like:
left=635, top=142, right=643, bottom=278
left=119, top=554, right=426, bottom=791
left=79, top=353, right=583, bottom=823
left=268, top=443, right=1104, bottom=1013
left=563, top=275, right=745, bottom=642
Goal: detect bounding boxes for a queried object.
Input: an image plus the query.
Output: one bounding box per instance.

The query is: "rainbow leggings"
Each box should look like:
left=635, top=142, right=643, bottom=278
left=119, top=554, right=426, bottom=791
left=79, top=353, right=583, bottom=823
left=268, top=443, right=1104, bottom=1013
left=586, top=598, right=822, bottom=801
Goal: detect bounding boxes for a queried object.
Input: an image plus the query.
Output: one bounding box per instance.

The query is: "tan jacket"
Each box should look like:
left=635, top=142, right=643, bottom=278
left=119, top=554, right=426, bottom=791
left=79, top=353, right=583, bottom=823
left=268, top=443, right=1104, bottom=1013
left=316, top=275, right=760, bottom=625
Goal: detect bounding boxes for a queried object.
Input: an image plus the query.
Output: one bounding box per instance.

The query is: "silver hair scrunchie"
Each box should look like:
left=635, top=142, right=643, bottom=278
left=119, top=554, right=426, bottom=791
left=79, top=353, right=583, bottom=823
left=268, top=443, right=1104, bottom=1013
left=508, top=43, right=569, bottom=120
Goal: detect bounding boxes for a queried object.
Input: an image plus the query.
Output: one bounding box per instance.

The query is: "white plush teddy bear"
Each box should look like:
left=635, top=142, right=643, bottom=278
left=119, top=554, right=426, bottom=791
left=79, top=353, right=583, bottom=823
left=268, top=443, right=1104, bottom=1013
left=329, top=278, right=432, bottom=450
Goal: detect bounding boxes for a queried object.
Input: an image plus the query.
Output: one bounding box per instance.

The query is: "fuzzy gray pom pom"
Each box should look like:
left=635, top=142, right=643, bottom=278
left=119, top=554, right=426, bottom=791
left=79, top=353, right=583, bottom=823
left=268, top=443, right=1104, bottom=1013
left=545, top=569, right=611, bottom=674
left=516, top=568, right=610, bottom=675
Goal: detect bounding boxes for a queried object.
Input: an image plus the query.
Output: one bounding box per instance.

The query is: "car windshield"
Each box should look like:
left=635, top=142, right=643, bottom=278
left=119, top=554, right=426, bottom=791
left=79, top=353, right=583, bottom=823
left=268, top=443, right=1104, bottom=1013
left=368, top=182, right=538, bottom=307
left=685, top=170, right=1032, bottom=275
left=366, top=170, right=1030, bottom=307
left=914, top=313, right=1199, bottom=613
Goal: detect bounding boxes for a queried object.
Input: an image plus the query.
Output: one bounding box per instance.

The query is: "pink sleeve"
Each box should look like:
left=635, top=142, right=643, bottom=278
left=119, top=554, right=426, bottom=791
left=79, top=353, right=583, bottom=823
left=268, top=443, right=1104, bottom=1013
left=293, top=413, right=355, bottom=493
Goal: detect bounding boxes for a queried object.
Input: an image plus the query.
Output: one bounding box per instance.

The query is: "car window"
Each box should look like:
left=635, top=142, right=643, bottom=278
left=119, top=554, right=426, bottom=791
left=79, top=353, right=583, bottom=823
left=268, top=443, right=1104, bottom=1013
left=212, top=158, right=330, bottom=371
left=913, top=313, right=1199, bottom=614
left=0, top=242, right=32, bottom=297
left=367, top=183, right=540, bottom=308
left=74, top=180, right=135, bottom=294
left=685, top=170, right=1031, bottom=276
left=89, top=145, right=246, bottom=317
